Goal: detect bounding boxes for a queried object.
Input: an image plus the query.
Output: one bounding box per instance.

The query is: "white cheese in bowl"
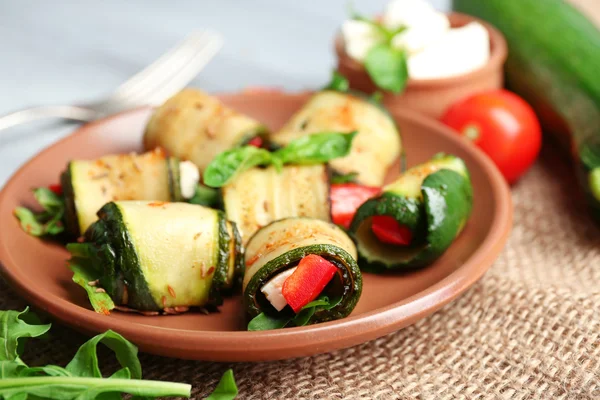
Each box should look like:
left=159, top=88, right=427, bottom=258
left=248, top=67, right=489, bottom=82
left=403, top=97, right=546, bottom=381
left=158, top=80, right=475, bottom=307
left=407, top=21, right=490, bottom=80
left=341, top=0, right=490, bottom=80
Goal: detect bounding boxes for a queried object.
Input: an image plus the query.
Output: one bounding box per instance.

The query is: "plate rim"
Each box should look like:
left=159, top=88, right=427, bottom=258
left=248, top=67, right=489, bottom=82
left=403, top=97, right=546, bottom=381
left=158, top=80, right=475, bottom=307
left=0, top=92, right=512, bottom=361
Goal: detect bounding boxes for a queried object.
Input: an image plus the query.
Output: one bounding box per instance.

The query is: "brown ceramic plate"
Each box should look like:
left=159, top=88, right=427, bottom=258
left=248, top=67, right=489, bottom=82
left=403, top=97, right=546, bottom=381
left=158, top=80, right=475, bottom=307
left=0, top=92, right=512, bottom=362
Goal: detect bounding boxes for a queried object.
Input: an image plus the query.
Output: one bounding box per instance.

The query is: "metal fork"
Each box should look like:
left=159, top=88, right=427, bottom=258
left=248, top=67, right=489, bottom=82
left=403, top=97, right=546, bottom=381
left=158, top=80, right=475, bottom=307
left=0, top=31, right=223, bottom=132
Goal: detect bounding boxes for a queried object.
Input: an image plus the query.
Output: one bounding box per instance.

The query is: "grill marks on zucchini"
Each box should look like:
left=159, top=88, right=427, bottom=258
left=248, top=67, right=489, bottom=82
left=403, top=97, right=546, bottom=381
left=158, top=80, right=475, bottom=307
left=62, top=149, right=183, bottom=237
left=242, top=218, right=362, bottom=327
left=350, top=154, right=473, bottom=271
left=143, top=89, right=268, bottom=174
left=222, top=164, right=332, bottom=244
left=69, top=201, right=242, bottom=313
left=271, top=90, right=401, bottom=186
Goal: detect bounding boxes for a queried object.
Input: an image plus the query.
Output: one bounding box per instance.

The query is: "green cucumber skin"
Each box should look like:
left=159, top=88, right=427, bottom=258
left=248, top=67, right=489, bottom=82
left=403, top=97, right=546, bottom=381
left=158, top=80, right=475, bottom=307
left=87, top=203, right=159, bottom=311
left=243, top=244, right=362, bottom=324
left=453, top=0, right=600, bottom=221
left=350, top=169, right=473, bottom=271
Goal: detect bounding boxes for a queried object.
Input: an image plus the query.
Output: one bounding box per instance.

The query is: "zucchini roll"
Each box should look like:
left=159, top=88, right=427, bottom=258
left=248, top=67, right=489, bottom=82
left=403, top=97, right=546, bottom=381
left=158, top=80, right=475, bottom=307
left=222, top=164, right=331, bottom=244
left=69, top=201, right=242, bottom=313
left=61, top=148, right=199, bottom=236
left=143, top=89, right=268, bottom=173
left=349, top=154, right=473, bottom=271
left=243, top=218, right=362, bottom=330
left=271, top=90, right=401, bottom=186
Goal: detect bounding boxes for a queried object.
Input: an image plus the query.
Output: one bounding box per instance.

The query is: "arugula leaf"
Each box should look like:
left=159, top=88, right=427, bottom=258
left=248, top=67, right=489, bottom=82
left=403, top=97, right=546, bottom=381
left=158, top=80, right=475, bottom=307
left=0, top=308, right=51, bottom=363
left=331, top=172, right=359, bottom=184
left=188, top=184, right=220, bottom=207
left=203, top=147, right=273, bottom=188
left=247, top=294, right=342, bottom=331
left=323, top=71, right=349, bottom=92
left=274, top=131, right=357, bottom=165
left=0, top=312, right=192, bottom=399
left=13, top=188, right=65, bottom=237
left=205, top=369, right=238, bottom=400
left=247, top=313, right=291, bottom=331
left=67, top=245, right=115, bottom=315
left=364, top=44, right=409, bottom=94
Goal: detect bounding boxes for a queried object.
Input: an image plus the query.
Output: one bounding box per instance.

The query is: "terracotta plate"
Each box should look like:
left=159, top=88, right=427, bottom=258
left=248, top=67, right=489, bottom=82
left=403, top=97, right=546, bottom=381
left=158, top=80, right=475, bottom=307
left=0, top=92, right=512, bottom=362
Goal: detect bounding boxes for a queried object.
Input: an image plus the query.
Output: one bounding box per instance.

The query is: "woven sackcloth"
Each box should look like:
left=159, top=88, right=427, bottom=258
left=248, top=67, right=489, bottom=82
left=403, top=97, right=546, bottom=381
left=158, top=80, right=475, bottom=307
left=1, top=141, right=598, bottom=400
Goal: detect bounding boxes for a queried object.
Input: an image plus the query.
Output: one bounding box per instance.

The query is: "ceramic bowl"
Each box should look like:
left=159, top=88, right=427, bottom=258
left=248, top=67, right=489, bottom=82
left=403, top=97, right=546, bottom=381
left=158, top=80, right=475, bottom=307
left=335, top=12, right=508, bottom=119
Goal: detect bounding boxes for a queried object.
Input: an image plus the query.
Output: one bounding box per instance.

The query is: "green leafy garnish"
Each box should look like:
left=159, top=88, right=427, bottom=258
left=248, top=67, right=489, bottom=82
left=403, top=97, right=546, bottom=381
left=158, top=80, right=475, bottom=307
left=203, top=146, right=274, bottom=188
left=188, top=184, right=221, bottom=207
left=323, top=71, right=350, bottom=92
left=364, top=44, right=408, bottom=94
left=274, top=131, right=357, bottom=165
left=331, top=172, right=359, bottom=184
left=203, top=132, right=358, bottom=187
left=205, top=369, right=238, bottom=400
left=589, top=168, right=600, bottom=202
left=247, top=295, right=342, bottom=331
left=67, top=243, right=115, bottom=315
left=0, top=308, right=191, bottom=399
left=0, top=308, right=51, bottom=363
left=14, top=188, right=65, bottom=237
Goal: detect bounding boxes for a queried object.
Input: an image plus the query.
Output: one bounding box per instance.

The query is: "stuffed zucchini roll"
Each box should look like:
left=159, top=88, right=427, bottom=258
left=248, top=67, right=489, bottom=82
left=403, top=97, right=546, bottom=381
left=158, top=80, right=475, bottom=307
left=349, top=154, right=473, bottom=271
left=60, top=148, right=199, bottom=237
left=143, top=89, right=268, bottom=173
left=243, top=218, right=362, bottom=330
left=271, top=90, right=401, bottom=186
left=222, top=164, right=331, bottom=243
left=68, top=201, right=242, bottom=314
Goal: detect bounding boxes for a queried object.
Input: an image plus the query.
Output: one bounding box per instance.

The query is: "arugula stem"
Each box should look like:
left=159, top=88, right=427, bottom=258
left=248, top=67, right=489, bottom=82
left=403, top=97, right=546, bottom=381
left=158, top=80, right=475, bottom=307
left=0, top=377, right=191, bottom=397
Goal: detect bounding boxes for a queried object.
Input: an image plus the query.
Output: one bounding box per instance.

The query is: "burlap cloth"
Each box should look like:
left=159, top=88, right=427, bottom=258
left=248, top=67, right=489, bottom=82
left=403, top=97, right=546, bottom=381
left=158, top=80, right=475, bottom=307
left=2, top=140, right=599, bottom=399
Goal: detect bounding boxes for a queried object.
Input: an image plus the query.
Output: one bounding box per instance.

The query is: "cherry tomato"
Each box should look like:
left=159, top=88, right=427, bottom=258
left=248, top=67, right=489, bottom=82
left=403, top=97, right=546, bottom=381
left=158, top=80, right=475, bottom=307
left=371, top=215, right=412, bottom=245
left=330, top=183, right=381, bottom=228
left=441, top=90, right=542, bottom=184
left=48, top=184, right=63, bottom=195
left=247, top=137, right=264, bottom=148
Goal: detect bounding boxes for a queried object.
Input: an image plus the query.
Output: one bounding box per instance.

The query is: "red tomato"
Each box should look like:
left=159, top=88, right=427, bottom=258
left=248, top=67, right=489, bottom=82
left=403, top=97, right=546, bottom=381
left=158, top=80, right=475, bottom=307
left=48, top=184, right=63, bottom=195
left=247, top=137, right=264, bottom=148
left=371, top=215, right=412, bottom=245
left=282, top=254, right=337, bottom=313
left=330, top=183, right=381, bottom=229
left=441, top=90, right=542, bottom=184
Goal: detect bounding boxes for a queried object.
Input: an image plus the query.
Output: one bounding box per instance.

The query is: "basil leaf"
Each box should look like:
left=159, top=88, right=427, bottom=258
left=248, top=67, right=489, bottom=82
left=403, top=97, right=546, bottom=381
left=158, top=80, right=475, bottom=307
left=292, top=307, right=317, bottom=327
left=364, top=44, right=408, bottom=94
left=203, top=146, right=273, bottom=188
left=274, top=131, right=357, bottom=165
left=13, top=188, right=65, bottom=237
left=0, top=308, right=51, bottom=362
left=323, top=71, right=349, bottom=92
left=370, top=91, right=384, bottom=104
left=205, top=369, right=238, bottom=400
left=247, top=312, right=291, bottom=331
left=331, top=172, right=359, bottom=184
left=188, top=184, right=220, bottom=207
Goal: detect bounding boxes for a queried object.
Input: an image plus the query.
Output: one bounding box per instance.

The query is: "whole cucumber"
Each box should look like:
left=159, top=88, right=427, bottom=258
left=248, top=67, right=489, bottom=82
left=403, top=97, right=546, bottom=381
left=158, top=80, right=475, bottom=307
left=453, top=0, right=600, bottom=222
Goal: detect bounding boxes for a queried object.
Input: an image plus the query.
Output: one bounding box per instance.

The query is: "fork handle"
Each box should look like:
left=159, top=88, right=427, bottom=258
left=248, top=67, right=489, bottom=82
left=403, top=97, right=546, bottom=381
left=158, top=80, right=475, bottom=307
left=0, top=105, right=98, bottom=132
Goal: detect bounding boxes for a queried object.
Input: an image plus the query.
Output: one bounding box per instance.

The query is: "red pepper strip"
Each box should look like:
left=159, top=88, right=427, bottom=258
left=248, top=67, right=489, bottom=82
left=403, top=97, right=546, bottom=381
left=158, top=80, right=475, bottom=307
left=371, top=215, right=412, bottom=246
left=330, top=183, right=381, bottom=229
left=247, top=137, right=264, bottom=148
left=48, top=184, right=63, bottom=195
left=282, top=254, right=337, bottom=313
